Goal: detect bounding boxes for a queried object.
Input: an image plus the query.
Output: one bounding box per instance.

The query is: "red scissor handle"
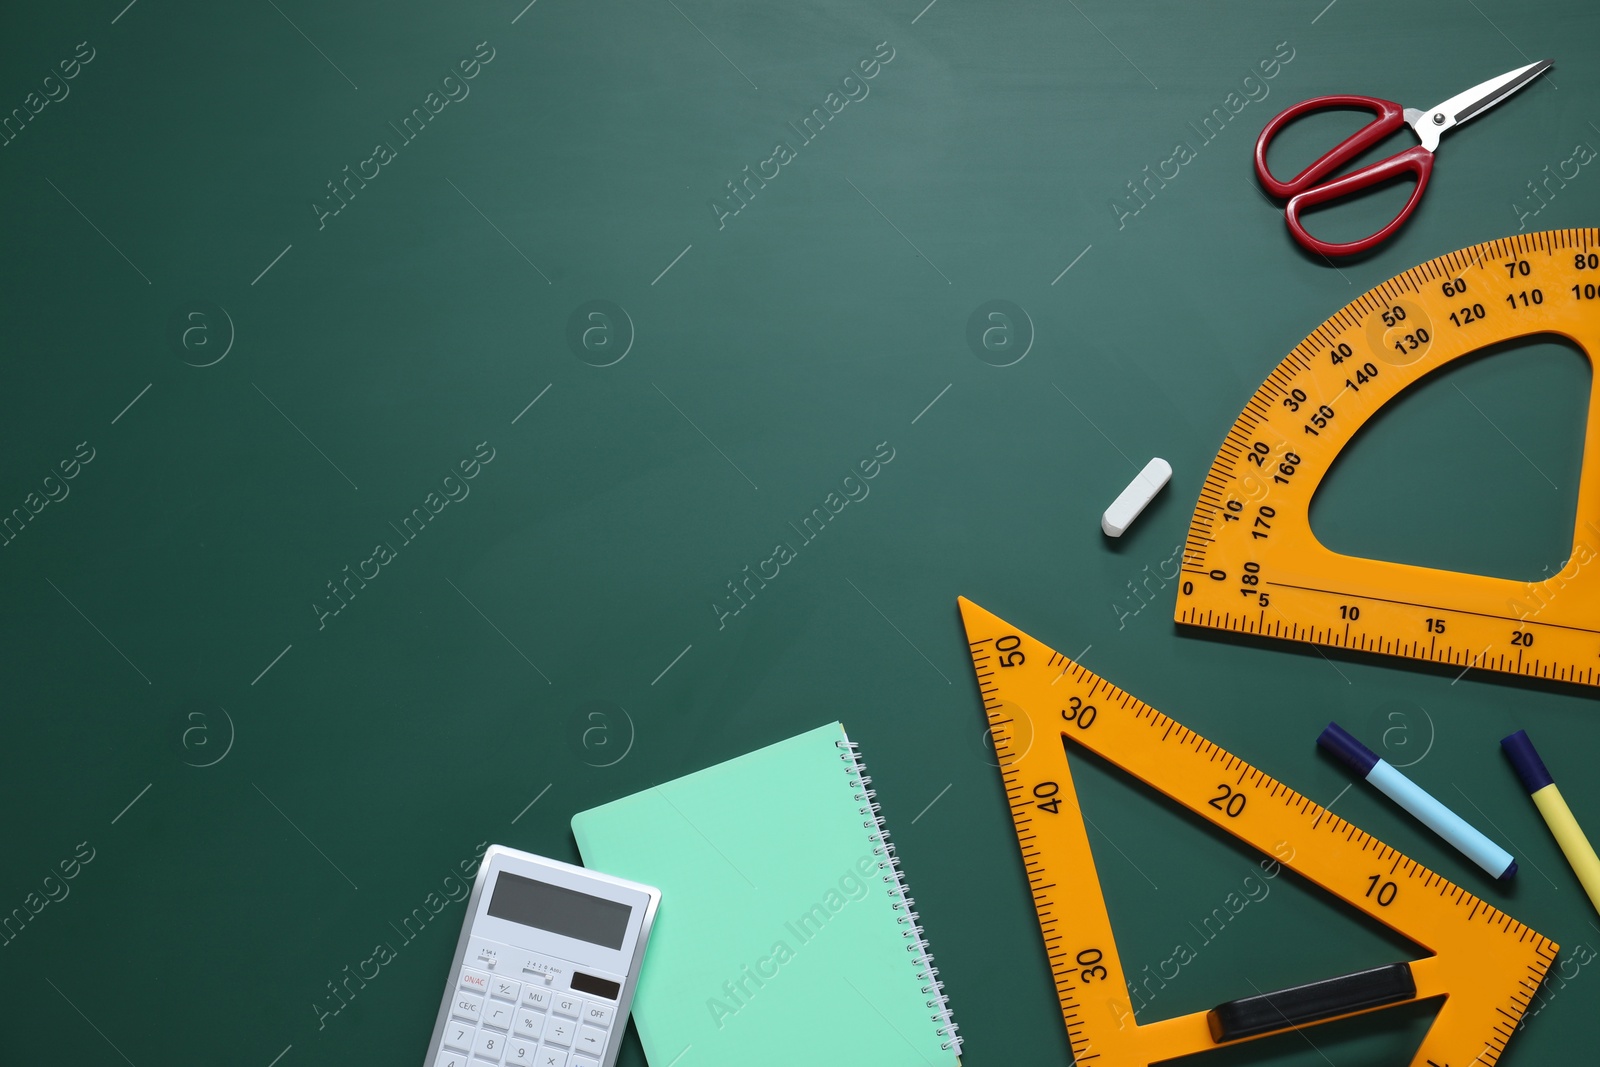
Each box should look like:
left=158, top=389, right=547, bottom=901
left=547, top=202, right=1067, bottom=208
left=1254, top=94, right=1435, bottom=257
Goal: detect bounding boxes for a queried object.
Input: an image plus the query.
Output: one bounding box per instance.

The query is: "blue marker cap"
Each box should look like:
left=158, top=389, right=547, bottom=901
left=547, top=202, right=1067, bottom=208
left=1318, top=721, right=1380, bottom=777
left=1500, top=730, right=1554, bottom=794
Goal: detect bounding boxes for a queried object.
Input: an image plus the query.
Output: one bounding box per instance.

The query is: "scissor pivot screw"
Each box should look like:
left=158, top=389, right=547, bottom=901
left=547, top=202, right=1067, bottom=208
left=1432, top=113, right=1445, bottom=124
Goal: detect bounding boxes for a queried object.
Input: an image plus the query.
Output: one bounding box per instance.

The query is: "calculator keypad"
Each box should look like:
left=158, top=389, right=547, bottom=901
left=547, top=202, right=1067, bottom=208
left=442, top=963, right=615, bottom=1067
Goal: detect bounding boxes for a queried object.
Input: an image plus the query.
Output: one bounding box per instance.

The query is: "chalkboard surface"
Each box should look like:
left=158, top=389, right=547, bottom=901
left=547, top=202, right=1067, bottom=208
left=2, top=2, right=1597, bottom=1065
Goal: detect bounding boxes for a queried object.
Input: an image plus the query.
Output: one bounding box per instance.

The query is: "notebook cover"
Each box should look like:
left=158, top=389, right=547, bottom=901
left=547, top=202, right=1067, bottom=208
left=571, top=721, right=958, bottom=1067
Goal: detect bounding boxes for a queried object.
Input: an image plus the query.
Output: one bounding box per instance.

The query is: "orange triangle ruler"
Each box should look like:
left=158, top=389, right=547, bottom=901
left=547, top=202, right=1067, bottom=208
left=961, top=596, right=1556, bottom=1066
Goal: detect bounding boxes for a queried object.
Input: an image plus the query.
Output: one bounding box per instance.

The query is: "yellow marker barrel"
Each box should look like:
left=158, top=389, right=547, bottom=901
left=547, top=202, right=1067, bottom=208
left=1503, top=730, right=1600, bottom=915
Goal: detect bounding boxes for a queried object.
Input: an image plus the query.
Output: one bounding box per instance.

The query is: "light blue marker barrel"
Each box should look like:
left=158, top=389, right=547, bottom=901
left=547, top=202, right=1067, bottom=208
left=1319, top=722, right=1516, bottom=881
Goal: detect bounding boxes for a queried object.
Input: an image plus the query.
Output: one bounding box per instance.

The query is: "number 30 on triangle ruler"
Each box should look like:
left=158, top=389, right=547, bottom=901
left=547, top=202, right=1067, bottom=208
left=961, top=598, right=1556, bottom=1067
left=1179, top=229, right=1600, bottom=686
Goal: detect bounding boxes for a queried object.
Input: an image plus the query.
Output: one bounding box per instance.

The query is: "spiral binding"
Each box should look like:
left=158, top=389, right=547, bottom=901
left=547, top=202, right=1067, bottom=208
left=838, top=737, right=962, bottom=1056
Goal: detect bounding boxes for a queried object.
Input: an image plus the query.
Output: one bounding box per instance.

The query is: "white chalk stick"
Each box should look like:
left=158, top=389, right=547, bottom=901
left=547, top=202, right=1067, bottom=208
left=1102, top=457, right=1172, bottom=537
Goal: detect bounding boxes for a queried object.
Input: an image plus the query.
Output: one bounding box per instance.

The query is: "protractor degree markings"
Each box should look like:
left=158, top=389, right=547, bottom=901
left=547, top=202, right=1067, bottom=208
left=1263, top=581, right=1600, bottom=635
left=1180, top=229, right=1600, bottom=685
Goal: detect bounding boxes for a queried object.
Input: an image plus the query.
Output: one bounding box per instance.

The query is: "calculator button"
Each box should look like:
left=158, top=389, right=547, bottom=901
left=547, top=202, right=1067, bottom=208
left=542, top=1016, right=576, bottom=1048
left=483, top=1001, right=515, bottom=1031
left=492, top=977, right=522, bottom=1002
left=442, top=1020, right=474, bottom=1052
left=536, top=1049, right=568, bottom=1067
left=461, top=969, right=492, bottom=995
left=505, top=1038, right=536, bottom=1065
left=580, top=1002, right=614, bottom=1028
left=570, top=1057, right=600, bottom=1067
left=435, top=1052, right=470, bottom=1067
left=573, top=1026, right=606, bottom=1057
left=552, top=994, right=581, bottom=1018
left=522, top=987, right=551, bottom=1011
left=452, top=992, right=485, bottom=1021
left=473, top=1029, right=507, bottom=1063
left=513, top=1008, right=545, bottom=1039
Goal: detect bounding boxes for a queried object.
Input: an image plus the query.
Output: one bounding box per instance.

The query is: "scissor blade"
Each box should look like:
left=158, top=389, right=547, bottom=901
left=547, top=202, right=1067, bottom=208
left=1431, top=60, right=1553, bottom=131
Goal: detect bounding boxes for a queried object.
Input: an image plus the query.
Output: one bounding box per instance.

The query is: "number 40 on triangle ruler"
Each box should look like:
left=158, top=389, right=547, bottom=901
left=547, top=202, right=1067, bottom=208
left=960, top=597, right=1557, bottom=1067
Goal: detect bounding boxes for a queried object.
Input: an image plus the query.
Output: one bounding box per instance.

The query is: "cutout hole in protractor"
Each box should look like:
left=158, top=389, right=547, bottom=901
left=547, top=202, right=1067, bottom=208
left=1063, top=740, right=1427, bottom=1026
left=1309, top=333, right=1589, bottom=582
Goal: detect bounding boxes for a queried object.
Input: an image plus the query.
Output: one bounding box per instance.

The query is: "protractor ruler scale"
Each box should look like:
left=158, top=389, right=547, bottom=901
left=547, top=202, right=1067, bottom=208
left=961, top=598, right=1556, bottom=1067
left=1178, top=229, right=1600, bottom=687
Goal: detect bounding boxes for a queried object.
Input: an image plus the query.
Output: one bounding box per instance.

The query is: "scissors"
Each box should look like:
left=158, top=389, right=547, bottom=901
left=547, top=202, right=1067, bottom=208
left=1254, top=59, right=1553, bottom=256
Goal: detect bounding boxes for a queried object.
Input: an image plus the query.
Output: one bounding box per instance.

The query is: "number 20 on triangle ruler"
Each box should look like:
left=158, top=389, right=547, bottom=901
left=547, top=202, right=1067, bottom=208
left=960, top=597, right=1556, bottom=1067
left=1179, top=230, right=1600, bottom=686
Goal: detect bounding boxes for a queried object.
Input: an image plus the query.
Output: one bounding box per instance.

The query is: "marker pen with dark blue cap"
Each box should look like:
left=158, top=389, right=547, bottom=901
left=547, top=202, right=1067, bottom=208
left=1318, top=722, right=1516, bottom=880
left=1502, top=729, right=1600, bottom=913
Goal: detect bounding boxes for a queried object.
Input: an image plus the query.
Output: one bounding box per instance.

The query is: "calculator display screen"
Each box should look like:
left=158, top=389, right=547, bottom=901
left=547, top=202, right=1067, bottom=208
left=487, top=872, right=632, bottom=950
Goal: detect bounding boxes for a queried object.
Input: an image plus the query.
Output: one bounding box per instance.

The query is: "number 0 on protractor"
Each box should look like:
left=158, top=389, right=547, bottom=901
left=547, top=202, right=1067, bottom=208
left=961, top=597, right=1556, bottom=1067
left=1179, top=229, right=1600, bottom=686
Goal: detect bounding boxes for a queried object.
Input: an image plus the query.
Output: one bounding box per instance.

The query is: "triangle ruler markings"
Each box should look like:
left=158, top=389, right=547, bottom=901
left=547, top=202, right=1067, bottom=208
left=1177, top=229, right=1600, bottom=687
left=960, top=597, right=1556, bottom=1067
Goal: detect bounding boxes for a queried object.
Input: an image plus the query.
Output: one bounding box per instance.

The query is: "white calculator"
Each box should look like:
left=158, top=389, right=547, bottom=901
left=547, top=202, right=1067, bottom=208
left=424, top=845, right=660, bottom=1067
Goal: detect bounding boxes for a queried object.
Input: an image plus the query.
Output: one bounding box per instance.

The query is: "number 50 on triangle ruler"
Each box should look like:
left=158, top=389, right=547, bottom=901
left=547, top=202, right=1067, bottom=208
left=961, top=598, right=1556, bottom=1067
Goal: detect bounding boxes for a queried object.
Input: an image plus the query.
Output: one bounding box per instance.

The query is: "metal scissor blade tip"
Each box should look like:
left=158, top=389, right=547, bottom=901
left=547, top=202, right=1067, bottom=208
left=1447, top=60, right=1554, bottom=126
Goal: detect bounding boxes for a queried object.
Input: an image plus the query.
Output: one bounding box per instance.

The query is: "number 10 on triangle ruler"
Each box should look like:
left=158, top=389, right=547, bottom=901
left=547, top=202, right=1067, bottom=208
left=961, top=597, right=1556, bottom=1067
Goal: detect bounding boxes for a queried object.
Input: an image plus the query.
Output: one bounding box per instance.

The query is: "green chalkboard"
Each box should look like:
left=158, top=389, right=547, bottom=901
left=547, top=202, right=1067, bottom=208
left=2, top=1, right=1597, bottom=1065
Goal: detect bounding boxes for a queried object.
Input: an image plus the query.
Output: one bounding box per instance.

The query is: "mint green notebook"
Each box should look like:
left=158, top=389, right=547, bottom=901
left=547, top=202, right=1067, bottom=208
left=571, top=722, right=961, bottom=1067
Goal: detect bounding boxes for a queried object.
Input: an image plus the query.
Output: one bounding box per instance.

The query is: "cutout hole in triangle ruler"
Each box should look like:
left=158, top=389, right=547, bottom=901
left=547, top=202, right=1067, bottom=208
left=1176, top=229, right=1600, bottom=687
left=960, top=597, right=1556, bottom=1067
